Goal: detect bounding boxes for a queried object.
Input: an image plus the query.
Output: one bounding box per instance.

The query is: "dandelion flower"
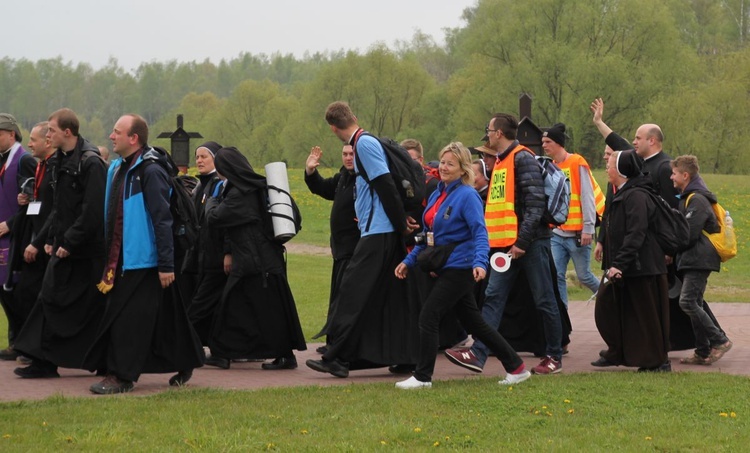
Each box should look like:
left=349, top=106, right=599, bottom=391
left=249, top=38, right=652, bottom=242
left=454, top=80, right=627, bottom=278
left=645, top=437, right=652, bottom=441
left=433, top=441, right=440, bottom=447
left=300, top=429, right=309, bottom=435
left=3, top=434, right=11, bottom=439
left=564, top=399, right=571, bottom=404
left=414, top=427, right=422, bottom=433
left=380, top=440, right=387, bottom=445
left=567, top=409, right=574, bottom=414
left=730, top=412, right=737, bottom=418
left=720, top=412, right=728, bottom=417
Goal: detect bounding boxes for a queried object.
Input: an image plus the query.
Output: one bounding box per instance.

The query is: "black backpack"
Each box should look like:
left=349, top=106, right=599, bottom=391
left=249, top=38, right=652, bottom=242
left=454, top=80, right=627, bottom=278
left=638, top=188, right=690, bottom=256
left=353, top=131, right=426, bottom=215
left=140, top=147, right=199, bottom=255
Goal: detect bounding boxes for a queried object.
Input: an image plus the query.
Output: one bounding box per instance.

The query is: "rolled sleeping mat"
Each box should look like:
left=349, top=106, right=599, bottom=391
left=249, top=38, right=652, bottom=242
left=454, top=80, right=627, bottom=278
left=265, top=161, right=296, bottom=242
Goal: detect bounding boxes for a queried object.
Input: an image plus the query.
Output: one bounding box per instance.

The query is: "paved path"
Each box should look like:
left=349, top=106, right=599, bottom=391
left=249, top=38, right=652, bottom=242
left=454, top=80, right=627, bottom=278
left=2, top=301, right=748, bottom=402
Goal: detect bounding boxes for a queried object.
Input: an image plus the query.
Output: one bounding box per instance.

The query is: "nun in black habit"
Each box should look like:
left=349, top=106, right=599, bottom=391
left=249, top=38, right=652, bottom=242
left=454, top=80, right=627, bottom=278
left=186, top=141, right=228, bottom=345
left=204, top=147, right=306, bottom=369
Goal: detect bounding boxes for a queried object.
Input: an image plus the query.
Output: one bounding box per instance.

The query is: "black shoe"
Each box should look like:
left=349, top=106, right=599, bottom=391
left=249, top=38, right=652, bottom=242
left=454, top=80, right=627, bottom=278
left=169, top=370, right=193, bottom=386
left=90, top=375, right=134, bottom=394
left=316, top=345, right=328, bottom=355
left=638, top=361, right=672, bottom=373
left=388, top=364, right=415, bottom=375
left=205, top=356, right=230, bottom=369
left=0, top=346, right=19, bottom=361
left=262, top=356, right=298, bottom=370
left=599, top=349, right=609, bottom=357
left=591, top=357, right=617, bottom=367
left=306, top=358, right=349, bottom=378
left=14, top=362, right=60, bottom=379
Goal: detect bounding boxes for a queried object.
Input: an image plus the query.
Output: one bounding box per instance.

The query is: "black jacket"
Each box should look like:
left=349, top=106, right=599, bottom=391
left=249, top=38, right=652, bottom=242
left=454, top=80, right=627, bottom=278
left=496, top=141, right=549, bottom=251
left=601, top=174, right=667, bottom=277
left=193, top=173, right=225, bottom=272
left=48, top=136, right=106, bottom=258
left=205, top=183, right=285, bottom=278
left=304, top=167, right=359, bottom=260
left=676, top=176, right=721, bottom=272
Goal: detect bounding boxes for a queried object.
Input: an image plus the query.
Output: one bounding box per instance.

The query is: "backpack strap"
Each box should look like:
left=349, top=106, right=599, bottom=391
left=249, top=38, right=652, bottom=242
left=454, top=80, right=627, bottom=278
left=266, top=184, right=298, bottom=224
left=351, top=129, right=377, bottom=233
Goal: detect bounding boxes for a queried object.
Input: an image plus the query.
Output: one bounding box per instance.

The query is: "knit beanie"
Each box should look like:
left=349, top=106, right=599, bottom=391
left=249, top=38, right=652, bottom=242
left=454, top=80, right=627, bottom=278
left=543, top=123, right=566, bottom=147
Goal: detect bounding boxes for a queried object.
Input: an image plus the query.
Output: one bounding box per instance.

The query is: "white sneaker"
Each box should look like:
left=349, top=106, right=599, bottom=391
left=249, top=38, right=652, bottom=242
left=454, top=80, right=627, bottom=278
left=499, top=370, right=531, bottom=385
left=395, top=376, right=432, bottom=390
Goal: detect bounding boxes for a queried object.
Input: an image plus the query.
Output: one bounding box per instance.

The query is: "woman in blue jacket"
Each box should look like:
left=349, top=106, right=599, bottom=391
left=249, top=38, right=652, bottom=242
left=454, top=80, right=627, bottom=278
left=394, top=142, right=529, bottom=389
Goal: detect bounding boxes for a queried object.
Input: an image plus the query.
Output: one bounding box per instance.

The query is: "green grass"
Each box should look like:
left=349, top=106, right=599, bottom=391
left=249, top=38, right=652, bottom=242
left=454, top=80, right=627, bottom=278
left=0, top=170, right=746, bottom=450
left=0, top=373, right=747, bottom=450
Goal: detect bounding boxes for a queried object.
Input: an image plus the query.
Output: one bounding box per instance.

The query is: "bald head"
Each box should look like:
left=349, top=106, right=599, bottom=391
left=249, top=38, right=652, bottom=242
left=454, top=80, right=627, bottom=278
left=633, top=123, right=663, bottom=158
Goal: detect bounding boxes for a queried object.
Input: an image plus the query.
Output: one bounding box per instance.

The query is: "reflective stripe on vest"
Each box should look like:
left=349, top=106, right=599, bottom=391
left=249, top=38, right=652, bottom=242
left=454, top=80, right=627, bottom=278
left=485, top=144, right=529, bottom=247
left=556, top=153, right=605, bottom=231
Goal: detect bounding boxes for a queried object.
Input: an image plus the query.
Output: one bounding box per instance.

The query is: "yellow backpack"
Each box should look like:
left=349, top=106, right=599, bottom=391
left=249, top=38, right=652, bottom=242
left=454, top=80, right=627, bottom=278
left=686, top=193, right=737, bottom=262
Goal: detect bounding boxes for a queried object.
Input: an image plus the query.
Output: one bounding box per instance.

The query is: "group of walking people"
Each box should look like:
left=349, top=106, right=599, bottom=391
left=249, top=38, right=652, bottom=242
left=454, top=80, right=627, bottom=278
left=0, top=109, right=306, bottom=394
left=0, top=96, right=733, bottom=394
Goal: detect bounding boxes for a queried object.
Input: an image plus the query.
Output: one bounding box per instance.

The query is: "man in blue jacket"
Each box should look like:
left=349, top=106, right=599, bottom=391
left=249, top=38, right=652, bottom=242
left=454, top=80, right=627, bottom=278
left=84, top=114, right=203, bottom=394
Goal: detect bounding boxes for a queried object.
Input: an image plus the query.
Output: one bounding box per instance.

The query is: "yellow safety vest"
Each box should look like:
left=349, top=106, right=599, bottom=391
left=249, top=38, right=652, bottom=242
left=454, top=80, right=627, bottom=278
left=485, top=144, right=529, bottom=248
left=556, top=153, right=605, bottom=231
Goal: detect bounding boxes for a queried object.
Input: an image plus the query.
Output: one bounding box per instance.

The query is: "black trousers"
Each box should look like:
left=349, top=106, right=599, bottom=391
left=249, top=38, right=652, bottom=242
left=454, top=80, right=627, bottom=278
left=414, top=268, right=523, bottom=383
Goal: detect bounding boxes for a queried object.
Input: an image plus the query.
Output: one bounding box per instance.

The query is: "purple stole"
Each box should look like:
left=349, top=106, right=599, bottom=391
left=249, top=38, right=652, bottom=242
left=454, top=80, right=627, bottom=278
left=0, top=146, right=26, bottom=285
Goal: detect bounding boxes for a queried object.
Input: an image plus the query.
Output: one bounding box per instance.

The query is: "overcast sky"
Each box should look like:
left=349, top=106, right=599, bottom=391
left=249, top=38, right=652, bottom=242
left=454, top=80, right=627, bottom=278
left=6, top=1, right=476, bottom=71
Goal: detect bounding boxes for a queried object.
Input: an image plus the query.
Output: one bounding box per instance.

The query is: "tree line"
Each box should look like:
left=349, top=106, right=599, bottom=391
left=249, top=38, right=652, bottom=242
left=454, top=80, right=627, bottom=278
left=2, top=0, right=750, bottom=173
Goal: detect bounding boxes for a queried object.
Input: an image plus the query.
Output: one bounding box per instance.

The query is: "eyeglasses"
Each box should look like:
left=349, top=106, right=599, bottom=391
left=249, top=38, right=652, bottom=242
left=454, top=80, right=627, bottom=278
left=485, top=126, right=499, bottom=135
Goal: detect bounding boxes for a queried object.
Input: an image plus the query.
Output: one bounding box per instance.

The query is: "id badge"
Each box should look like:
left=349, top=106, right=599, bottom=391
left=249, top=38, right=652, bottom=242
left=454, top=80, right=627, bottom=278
left=27, top=201, right=42, bottom=216
left=426, top=231, right=434, bottom=247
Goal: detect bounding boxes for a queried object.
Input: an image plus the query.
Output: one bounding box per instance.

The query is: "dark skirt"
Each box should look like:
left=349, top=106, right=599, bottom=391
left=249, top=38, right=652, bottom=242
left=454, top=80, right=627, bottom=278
left=498, top=262, right=572, bottom=356
left=313, top=256, right=351, bottom=340
left=15, top=255, right=105, bottom=369
left=83, top=268, right=205, bottom=382
left=208, top=272, right=307, bottom=360
left=323, top=233, right=419, bottom=367
left=595, top=274, right=670, bottom=368
left=188, top=271, right=228, bottom=345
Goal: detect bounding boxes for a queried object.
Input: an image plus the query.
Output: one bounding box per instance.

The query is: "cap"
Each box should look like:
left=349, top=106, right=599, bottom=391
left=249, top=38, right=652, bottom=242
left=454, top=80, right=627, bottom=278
left=0, top=113, right=22, bottom=142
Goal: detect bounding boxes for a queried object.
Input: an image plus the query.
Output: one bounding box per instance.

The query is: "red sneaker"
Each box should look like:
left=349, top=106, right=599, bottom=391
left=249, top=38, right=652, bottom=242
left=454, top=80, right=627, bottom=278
left=444, top=348, right=484, bottom=373
left=532, top=356, right=562, bottom=375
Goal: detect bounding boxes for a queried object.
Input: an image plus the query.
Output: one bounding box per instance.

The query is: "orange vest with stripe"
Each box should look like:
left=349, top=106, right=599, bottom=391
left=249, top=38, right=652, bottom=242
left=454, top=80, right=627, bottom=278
left=485, top=144, right=529, bottom=248
left=556, top=153, right=605, bottom=231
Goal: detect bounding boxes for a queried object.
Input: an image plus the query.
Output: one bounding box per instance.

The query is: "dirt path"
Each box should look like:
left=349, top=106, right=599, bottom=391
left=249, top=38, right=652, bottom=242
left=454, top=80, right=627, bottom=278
left=285, top=242, right=331, bottom=256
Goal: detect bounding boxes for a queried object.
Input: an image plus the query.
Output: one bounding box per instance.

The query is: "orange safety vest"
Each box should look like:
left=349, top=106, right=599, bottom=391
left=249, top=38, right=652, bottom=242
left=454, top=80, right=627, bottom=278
left=485, top=144, right=530, bottom=248
left=556, top=153, right=605, bottom=231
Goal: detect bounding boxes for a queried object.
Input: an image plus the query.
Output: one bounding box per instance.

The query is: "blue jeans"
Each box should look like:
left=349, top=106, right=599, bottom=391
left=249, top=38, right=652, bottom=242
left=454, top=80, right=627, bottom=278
left=679, top=270, right=728, bottom=357
left=471, top=238, right=563, bottom=364
left=550, top=234, right=600, bottom=306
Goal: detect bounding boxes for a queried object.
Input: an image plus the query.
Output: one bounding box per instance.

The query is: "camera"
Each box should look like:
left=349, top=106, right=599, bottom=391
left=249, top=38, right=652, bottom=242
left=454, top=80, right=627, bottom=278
left=414, top=232, right=427, bottom=245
